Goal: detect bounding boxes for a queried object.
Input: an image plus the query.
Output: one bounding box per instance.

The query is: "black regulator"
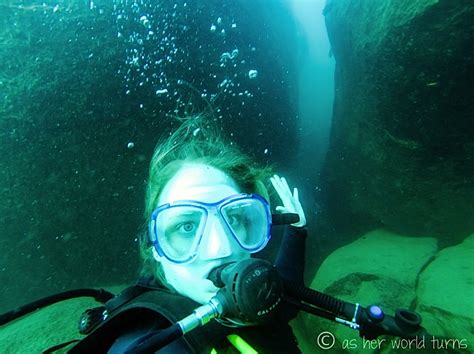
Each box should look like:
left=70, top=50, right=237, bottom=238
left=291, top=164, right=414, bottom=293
left=208, top=258, right=283, bottom=324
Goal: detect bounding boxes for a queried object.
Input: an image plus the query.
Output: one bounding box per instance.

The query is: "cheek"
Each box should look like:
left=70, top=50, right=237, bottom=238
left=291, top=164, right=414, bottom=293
left=162, top=261, right=202, bottom=284
left=168, top=263, right=193, bottom=279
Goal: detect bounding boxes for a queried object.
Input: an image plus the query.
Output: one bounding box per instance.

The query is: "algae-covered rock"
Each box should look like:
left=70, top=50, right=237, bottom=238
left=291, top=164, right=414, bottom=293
left=322, top=0, right=474, bottom=240
left=416, top=234, right=474, bottom=344
left=0, top=0, right=300, bottom=315
left=293, top=229, right=437, bottom=353
left=0, top=297, right=98, bottom=353
left=0, top=284, right=125, bottom=353
left=313, top=230, right=437, bottom=294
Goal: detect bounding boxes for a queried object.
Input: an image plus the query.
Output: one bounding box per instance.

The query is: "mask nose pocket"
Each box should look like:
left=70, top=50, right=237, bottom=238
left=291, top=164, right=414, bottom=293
left=198, top=216, right=234, bottom=261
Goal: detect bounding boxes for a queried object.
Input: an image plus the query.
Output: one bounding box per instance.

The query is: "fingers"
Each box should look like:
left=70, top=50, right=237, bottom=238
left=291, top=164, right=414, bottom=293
left=293, top=187, right=299, bottom=201
left=271, top=175, right=283, bottom=191
left=270, top=175, right=307, bottom=227
left=281, top=177, right=291, bottom=195
left=272, top=175, right=291, bottom=196
left=270, top=176, right=282, bottom=200
left=270, top=175, right=287, bottom=200
left=269, top=175, right=277, bottom=190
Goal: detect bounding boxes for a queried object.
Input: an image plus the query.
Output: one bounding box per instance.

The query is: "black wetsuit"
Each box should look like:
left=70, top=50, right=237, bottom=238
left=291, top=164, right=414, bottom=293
left=69, top=226, right=307, bottom=354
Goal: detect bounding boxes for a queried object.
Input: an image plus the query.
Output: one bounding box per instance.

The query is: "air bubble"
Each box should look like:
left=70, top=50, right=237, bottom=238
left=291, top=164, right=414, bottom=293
left=248, top=70, right=258, bottom=79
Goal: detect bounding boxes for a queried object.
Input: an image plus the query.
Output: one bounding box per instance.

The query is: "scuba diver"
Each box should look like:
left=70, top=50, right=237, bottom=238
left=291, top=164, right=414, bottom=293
left=0, top=116, right=432, bottom=353
left=56, top=116, right=307, bottom=353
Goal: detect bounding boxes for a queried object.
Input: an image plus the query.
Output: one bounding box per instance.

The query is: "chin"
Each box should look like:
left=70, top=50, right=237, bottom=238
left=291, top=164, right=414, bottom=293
left=189, top=288, right=218, bottom=305
left=173, top=278, right=219, bottom=304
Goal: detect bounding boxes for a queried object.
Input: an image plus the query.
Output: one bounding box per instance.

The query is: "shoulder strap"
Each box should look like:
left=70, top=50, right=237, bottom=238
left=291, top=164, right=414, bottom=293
left=43, top=283, right=153, bottom=353
left=67, top=286, right=223, bottom=353
left=42, top=339, right=80, bottom=353
left=105, top=284, right=152, bottom=313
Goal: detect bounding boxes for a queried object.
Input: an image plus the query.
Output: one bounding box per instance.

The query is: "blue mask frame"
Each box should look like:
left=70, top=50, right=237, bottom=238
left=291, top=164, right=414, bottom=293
left=149, top=193, right=272, bottom=263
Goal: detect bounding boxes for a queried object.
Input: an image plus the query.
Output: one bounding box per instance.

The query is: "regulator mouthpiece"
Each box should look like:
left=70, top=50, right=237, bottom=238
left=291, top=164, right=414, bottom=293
left=208, top=258, right=283, bottom=324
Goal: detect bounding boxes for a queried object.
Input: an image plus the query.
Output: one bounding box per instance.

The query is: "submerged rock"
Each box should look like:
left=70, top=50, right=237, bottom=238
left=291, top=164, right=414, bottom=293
left=294, top=229, right=437, bottom=353
left=416, top=234, right=474, bottom=342
left=321, top=0, right=474, bottom=241
left=0, top=297, right=97, bottom=353
left=0, top=285, right=125, bottom=353
left=293, top=229, right=474, bottom=353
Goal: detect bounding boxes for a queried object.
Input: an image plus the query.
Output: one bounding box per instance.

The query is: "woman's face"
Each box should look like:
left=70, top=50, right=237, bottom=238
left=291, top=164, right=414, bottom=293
left=152, top=163, right=251, bottom=304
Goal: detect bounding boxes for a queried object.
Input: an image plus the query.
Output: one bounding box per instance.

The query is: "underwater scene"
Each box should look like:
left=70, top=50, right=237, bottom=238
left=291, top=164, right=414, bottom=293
left=0, top=0, right=473, bottom=353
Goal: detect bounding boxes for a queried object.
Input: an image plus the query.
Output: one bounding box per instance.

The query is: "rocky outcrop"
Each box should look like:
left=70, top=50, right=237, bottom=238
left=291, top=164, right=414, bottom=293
left=0, top=284, right=125, bottom=352
left=0, top=1, right=299, bottom=312
left=416, top=234, right=474, bottom=342
left=321, top=0, right=474, bottom=240
left=293, top=229, right=473, bottom=353
left=294, top=229, right=437, bottom=353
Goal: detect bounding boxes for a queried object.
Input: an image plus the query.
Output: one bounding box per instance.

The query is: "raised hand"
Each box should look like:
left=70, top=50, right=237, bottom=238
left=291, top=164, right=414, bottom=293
left=270, top=174, right=307, bottom=227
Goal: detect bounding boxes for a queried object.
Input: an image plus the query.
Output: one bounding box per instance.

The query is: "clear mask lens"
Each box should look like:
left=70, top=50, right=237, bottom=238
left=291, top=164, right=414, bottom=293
left=155, top=206, right=206, bottom=262
left=152, top=194, right=270, bottom=263
left=221, top=199, right=268, bottom=250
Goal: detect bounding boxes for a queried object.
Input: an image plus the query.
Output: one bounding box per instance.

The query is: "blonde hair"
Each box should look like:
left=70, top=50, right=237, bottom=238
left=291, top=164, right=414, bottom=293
left=139, top=115, right=274, bottom=285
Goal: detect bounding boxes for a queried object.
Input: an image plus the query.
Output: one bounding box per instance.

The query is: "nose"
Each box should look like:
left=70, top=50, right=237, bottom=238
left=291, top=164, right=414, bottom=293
left=198, top=216, right=234, bottom=261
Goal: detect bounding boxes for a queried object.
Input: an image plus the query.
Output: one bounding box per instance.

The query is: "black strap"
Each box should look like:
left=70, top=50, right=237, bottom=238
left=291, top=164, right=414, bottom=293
left=105, top=284, right=152, bottom=313
left=0, top=288, right=114, bottom=327
left=43, top=283, right=152, bottom=354
left=42, top=339, right=80, bottom=353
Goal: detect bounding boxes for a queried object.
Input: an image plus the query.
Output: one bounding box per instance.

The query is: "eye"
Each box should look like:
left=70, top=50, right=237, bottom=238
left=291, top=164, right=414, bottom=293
left=177, top=221, right=197, bottom=233
left=227, top=214, right=244, bottom=227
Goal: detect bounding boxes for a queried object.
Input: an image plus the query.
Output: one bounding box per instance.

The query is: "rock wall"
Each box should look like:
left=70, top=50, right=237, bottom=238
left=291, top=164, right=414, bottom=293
left=321, top=0, right=474, bottom=241
left=0, top=0, right=300, bottom=312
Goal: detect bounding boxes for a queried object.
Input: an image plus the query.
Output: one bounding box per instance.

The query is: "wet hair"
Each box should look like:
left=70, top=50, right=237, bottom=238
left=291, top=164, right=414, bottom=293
left=139, top=115, right=274, bottom=286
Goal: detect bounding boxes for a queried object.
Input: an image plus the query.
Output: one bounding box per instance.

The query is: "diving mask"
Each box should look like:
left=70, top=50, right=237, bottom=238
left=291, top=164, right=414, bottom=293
left=149, top=193, right=271, bottom=263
